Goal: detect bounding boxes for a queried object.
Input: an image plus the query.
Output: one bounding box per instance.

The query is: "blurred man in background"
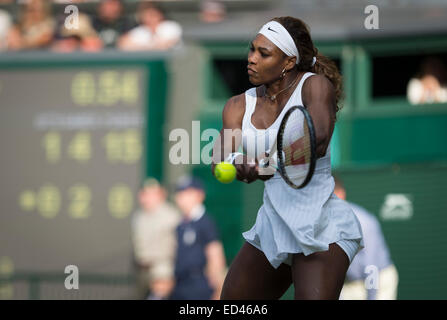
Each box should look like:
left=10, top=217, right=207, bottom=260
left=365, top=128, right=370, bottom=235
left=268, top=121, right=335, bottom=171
left=118, top=1, right=182, bottom=51
left=334, top=176, right=399, bottom=300
left=92, top=0, right=135, bottom=49
left=169, top=176, right=226, bottom=300
left=131, top=178, right=181, bottom=300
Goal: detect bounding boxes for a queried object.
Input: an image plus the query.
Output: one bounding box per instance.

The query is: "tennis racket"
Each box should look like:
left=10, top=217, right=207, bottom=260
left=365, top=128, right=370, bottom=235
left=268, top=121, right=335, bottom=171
left=259, top=105, right=317, bottom=189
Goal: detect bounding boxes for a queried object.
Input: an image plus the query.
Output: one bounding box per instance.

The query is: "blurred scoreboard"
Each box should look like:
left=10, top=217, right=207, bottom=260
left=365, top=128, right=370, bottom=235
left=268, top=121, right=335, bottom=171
left=0, top=67, right=147, bottom=280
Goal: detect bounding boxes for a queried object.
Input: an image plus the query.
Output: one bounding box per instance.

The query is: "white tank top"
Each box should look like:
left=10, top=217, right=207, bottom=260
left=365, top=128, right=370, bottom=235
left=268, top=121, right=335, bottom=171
left=241, top=72, right=331, bottom=175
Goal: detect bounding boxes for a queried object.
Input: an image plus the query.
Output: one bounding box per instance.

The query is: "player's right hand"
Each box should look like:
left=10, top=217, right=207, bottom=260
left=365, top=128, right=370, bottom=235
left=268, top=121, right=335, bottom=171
left=234, top=154, right=258, bottom=184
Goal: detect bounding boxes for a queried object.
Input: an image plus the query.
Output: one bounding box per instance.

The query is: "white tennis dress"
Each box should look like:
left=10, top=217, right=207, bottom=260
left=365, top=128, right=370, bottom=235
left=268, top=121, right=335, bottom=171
left=241, top=72, right=364, bottom=268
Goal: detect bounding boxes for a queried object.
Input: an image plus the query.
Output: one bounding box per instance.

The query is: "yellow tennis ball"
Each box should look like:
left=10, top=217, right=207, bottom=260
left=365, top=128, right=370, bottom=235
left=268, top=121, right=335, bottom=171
left=214, top=162, right=236, bottom=184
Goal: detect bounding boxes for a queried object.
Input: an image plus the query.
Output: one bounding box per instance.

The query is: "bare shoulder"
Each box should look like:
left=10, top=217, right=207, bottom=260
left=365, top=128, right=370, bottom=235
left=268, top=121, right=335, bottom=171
left=302, top=74, right=335, bottom=103
left=222, top=93, right=246, bottom=129
left=223, top=93, right=245, bottom=115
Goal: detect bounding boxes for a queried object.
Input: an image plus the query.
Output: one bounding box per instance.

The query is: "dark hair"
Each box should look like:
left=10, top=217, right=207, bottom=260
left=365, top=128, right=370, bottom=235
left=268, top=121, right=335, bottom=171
left=419, top=56, right=447, bottom=85
left=273, top=17, right=344, bottom=115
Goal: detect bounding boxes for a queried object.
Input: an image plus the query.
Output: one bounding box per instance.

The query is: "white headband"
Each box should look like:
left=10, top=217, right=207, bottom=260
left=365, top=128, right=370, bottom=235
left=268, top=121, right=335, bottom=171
left=258, top=21, right=299, bottom=64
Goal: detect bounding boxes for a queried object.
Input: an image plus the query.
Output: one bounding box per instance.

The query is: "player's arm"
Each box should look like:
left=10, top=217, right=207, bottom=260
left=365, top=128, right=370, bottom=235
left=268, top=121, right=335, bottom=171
left=204, top=240, right=227, bottom=300
left=302, top=74, right=337, bottom=158
left=212, top=94, right=244, bottom=171
left=211, top=94, right=259, bottom=183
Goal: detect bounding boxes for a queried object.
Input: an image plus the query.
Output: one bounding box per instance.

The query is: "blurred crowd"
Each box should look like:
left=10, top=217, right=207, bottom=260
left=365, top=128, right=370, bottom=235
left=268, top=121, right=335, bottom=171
left=0, top=0, right=227, bottom=52
left=1, top=0, right=446, bottom=106
left=131, top=175, right=227, bottom=300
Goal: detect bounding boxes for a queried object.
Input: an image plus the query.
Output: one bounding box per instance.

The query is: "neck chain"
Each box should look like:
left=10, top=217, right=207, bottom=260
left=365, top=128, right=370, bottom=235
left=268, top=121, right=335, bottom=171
left=264, top=74, right=300, bottom=101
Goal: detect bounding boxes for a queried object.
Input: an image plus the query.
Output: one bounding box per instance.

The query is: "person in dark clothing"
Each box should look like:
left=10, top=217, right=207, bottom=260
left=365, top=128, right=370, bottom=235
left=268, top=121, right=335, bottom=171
left=92, top=0, right=135, bottom=48
left=169, top=176, right=226, bottom=300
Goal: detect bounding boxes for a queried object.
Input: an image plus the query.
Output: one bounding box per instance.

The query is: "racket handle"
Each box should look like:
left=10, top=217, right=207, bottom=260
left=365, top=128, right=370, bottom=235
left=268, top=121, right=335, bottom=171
left=259, top=158, right=268, bottom=168
left=259, top=158, right=278, bottom=170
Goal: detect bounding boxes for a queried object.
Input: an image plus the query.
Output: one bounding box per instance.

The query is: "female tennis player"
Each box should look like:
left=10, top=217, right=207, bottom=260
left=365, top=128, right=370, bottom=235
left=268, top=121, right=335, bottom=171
left=211, top=16, right=364, bottom=299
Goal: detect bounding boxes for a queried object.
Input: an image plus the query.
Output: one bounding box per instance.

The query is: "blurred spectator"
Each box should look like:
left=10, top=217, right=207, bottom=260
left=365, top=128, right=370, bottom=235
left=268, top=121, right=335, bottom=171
left=118, top=2, right=182, bottom=51
left=169, top=176, right=226, bottom=300
left=92, top=0, right=135, bottom=49
left=407, top=56, right=447, bottom=105
left=0, top=9, right=12, bottom=51
left=200, top=0, right=226, bottom=24
left=7, top=0, right=56, bottom=50
left=334, top=176, right=399, bottom=300
left=131, top=178, right=181, bottom=300
left=51, top=13, right=103, bottom=52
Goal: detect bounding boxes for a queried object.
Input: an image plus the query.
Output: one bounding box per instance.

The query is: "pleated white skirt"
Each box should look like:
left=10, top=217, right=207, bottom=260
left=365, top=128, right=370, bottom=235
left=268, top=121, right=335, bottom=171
left=243, top=164, right=364, bottom=269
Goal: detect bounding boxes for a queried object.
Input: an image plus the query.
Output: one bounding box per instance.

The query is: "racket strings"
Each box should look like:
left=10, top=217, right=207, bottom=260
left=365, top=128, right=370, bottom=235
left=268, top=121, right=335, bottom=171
left=282, top=111, right=312, bottom=167
left=278, top=109, right=313, bottom=183
left=283, top=121, right=311, bottom=167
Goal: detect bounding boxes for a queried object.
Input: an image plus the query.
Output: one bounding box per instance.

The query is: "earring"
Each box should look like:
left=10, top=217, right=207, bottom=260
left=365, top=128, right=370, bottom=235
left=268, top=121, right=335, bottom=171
left=281, top=68, right=286, bottom=78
